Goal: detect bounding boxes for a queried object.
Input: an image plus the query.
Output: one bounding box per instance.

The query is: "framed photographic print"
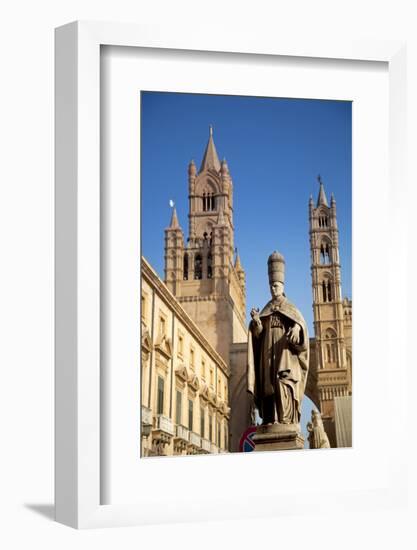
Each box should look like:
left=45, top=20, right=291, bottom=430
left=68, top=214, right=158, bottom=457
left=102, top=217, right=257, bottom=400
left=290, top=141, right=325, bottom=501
left=55, top=21, right=408, bottom=528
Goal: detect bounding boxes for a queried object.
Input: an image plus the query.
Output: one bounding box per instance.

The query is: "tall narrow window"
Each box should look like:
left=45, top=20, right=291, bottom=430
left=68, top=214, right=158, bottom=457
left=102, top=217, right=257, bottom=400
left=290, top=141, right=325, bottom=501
left=327, top=281, right=332, bottom=301
left=209, top=414, right=213, bottom=442
left=194, top=254, right=202, bottom=279
left=157, top=377, right=164, bottom=415
left=175, top=390, right=182, bottom=425
left=201, top=360, right=206, bottom=380
left=200, top=407, right=205, bottom=437
left=224, top=423, right=228, bottom=450
left=217, top=421, right=221, bottom=447
left=207, top=252, right=212, bottom=279
left=178, top=334, right=184, bottom=356
left=190, top=348, right=195, bottom=370
left=322, top=281, right=327, bottom=302
left=188, top=399, right=193, bottom=431
left=183, top=252, right=188, bottom=280
left=159, top=315, right=166, bottom=337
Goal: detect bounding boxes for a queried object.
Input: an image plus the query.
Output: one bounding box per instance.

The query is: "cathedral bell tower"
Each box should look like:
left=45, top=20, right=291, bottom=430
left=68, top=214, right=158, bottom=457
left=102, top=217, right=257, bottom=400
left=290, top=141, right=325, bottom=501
left=309, top=176, right=351, bottom=446
left=164, top=127, right=247, bottom=363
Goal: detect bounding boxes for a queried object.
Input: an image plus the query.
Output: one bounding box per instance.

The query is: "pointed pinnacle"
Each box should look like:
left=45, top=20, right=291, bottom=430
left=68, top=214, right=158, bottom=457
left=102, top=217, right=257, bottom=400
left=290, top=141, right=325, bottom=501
left=316, top=176, right=329, bottom=207
left=199, top=126, right=221, bottom=173
left=169, top=206, right=180, bottom=229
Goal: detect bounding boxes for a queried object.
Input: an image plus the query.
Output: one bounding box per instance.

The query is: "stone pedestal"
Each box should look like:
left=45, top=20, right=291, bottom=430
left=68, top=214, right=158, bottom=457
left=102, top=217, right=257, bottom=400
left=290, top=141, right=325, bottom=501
left=252, top=423, right=304, bottom=451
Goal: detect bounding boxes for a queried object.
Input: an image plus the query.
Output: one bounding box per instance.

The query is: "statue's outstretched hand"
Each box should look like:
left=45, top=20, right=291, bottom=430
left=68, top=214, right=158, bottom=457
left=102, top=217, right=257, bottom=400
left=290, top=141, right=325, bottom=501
left=287, top=323, right=301, bottom=345
left=250, top=307, right=260, bottom=324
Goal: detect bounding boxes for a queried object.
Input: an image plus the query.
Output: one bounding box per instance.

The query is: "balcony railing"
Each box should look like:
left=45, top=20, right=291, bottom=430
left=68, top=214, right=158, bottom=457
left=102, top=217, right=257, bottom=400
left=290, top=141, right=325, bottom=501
left=175, top=424, right=189, bottom=442
left=154, top=414, right=174, bottom=436
left=201, top=438, right=211, bottom=453
left=189, top=431, right=201, bottom=448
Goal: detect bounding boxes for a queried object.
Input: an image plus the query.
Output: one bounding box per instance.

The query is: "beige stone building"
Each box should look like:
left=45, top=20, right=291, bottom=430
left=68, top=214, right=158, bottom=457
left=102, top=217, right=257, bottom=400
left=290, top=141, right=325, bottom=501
left=141, top=257, right=230, bottom=457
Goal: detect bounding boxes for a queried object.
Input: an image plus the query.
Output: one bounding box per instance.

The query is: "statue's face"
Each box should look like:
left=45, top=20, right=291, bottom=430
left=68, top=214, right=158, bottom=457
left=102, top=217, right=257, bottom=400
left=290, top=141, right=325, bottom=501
left=270, top=281, right=284, bottom=299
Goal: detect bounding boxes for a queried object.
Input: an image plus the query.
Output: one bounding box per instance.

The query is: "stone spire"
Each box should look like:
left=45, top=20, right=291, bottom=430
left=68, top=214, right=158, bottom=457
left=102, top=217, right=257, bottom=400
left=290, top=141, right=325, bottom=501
left=235, top=250, right=243, bottom=271
left=316, top=175, right=329, bottom=207
left=199, top=125, right=221, bottom=173
left=169, top=206, right=180, bottom=229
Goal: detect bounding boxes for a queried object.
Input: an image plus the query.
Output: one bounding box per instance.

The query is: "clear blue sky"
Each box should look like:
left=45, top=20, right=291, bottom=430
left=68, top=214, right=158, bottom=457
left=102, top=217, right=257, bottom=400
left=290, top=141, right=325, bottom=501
left=141, top=91, right=352, bottom=337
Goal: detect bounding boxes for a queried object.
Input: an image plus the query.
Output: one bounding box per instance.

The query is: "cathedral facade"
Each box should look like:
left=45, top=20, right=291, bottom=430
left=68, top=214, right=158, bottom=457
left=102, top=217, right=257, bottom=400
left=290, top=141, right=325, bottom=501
left=141, top=127, right=352, bottom=454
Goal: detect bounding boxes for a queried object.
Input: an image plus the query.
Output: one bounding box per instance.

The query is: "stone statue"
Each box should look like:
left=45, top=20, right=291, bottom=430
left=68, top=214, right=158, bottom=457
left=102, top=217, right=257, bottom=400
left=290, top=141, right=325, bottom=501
left=307, top=410, right=330, bottom=449
left=247, top=251, right=309, bottom=428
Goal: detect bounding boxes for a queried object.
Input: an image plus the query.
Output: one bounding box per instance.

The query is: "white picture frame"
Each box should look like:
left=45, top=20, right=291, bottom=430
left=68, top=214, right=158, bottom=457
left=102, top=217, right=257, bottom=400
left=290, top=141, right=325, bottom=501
left=55, top=21, right=407, bottom=529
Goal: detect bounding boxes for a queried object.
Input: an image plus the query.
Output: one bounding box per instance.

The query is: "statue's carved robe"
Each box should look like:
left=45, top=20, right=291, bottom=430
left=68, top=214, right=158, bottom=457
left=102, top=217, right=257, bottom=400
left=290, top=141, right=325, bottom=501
left=247, top=296, right=309, bottom=424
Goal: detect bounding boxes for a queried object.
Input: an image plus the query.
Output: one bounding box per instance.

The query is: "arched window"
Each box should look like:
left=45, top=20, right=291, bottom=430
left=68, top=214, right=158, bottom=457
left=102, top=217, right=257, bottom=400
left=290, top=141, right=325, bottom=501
left=202, top=191, right=215, bottom=211
left=194, top=254, right=202, bottom=280
left=323, top=328, right=337, bottom=366
left=183, top=253, right=188, bottom=280
left=320, top=241, right=331, bottom=264
left=318, top=214, right=329, bottom=228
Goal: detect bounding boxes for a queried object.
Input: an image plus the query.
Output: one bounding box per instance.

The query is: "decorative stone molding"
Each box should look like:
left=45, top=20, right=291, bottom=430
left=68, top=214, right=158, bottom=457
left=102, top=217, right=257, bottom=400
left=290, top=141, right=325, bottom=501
left=141, top=321, right=152, bottom=359
left=154, top=334, right=173, bottom=360
left=199, top=383, right=210, bottom=402
left=188, top=373, right=200, bottom=392
left=208, top=390, right=218, bottom=408
left=175, top=364, right=188, bottom=383
left=218, top=401, right=230, bottom=417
